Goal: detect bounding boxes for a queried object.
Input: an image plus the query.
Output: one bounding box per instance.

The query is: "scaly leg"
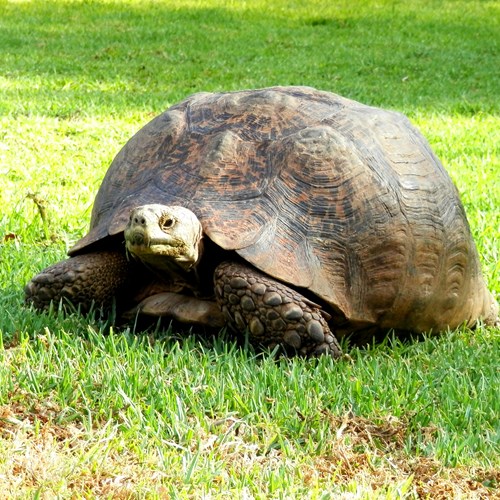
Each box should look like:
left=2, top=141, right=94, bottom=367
left=214, top=261, right=342, bottom=358
left=25, top=251, right=132, bottom=312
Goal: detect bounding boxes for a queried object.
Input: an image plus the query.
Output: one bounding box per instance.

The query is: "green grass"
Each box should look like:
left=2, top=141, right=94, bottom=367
left=0, top=0, right=499, bottom=497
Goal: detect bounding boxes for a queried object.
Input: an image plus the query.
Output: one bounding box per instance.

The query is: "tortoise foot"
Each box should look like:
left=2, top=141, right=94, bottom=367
left=214, top=261, right=342, bottom=358
left=25, top=251, right=131, bottom=312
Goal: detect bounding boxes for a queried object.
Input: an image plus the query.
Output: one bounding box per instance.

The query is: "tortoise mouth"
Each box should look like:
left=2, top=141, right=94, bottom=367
left=126, top=230, right=150, bottom=248
left=125, top=228, right=183, bottom=250
left=125, top=230, right=192, bottom=271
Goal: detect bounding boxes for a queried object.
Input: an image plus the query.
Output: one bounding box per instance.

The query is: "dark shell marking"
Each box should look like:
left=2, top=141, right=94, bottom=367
left=68, top=86, right=497, bottom=335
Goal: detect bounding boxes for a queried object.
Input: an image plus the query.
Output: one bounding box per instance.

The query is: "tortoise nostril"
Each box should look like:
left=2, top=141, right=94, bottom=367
left=133, top=216, right=146, bottom=225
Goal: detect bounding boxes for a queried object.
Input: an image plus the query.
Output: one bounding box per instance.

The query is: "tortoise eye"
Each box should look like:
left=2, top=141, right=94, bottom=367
left=160, top=215, right=175, bottom=230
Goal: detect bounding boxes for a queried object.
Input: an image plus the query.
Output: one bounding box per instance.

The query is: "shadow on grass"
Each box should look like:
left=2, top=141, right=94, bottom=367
left=1, top=0, right=498, bottom=117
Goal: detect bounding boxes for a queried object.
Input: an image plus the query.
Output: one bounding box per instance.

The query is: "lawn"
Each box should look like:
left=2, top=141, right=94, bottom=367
left=0, top=0, right=499, bottom=497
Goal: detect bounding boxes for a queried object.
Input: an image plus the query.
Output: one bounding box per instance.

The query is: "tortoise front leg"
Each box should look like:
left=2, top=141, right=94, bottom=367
left=25, top=251, right=133, bottom=313
left=214, top=261, right=342, bottom=358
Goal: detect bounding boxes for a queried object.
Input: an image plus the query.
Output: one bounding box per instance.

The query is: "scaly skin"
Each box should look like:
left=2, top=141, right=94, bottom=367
left=25, top=251, right=132, bottom=312
left=214, top=261, right=342, bottom=358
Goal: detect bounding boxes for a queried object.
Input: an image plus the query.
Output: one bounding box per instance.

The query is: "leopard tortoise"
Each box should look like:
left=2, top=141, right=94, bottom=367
left=25, top=86, right=499, bottom=358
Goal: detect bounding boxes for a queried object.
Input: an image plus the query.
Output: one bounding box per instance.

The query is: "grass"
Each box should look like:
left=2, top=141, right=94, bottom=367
left=0, top=0, right=499, bottom=497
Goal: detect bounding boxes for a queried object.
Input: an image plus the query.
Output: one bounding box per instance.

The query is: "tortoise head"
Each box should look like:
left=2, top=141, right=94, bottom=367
left=124, top=204, right=203, bottom=272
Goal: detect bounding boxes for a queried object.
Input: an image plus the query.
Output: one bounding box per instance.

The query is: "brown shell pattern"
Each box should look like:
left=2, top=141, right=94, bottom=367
left=70, top=86, right=494, bottom=331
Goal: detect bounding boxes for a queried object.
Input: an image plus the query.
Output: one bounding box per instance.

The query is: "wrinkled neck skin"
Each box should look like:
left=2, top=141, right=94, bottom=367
left=127, top=238, right=206, bottom=295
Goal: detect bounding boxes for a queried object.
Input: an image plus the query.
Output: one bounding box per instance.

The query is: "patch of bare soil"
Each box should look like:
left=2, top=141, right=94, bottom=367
left=0, top=403, right=167, bottom=498
left=302, top=412, right=499, bottom=498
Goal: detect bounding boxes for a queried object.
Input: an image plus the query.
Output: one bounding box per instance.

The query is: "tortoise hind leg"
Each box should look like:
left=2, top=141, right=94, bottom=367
left=214, top=261, right=342, bottom=359
left=25, top=251, right=132, bottom=313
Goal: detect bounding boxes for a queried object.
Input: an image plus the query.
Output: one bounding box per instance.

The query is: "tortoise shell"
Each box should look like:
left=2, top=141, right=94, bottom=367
left=70, top=86, right=495, bottom=333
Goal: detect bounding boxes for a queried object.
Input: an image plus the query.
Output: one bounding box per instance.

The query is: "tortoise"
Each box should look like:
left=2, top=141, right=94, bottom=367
left=25, top=86, right=499, bottom=358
